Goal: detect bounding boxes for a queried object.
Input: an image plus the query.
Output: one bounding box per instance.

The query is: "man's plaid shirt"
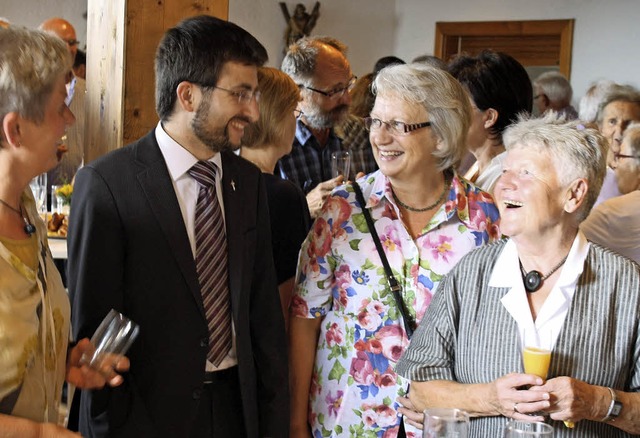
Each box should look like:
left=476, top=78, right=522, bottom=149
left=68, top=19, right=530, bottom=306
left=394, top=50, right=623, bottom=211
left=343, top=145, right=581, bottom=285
left=277, top=116, right=377, bottom=193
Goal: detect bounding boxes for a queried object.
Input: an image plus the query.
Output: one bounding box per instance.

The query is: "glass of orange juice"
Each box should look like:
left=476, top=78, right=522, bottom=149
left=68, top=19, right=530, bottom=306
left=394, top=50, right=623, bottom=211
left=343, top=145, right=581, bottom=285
left=522, top=326, right=551, bottom=379
left=521, top=327, right=574, bottom=428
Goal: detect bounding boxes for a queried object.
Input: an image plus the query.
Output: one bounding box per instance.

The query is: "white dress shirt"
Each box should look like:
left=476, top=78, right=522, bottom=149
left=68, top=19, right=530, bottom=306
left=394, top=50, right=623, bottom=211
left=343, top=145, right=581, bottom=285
left=155, top=122, right=237, bottom=371
left=490, top=231, right=590, bottom=352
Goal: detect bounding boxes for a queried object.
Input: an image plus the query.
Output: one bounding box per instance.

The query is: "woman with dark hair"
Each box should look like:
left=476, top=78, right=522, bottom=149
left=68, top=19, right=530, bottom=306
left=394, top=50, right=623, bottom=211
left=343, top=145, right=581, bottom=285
left=448, top=50, right=532, bottom=193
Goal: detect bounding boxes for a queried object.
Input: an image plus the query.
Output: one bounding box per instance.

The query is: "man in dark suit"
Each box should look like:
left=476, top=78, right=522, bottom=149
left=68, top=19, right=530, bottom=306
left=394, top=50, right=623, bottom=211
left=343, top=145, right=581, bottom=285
left=67, top=16, right=288, bottom=437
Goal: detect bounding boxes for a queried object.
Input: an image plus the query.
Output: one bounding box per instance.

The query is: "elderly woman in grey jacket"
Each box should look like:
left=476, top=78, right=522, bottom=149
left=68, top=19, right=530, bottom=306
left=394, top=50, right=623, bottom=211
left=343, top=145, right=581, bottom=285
left=397, top=114, right=640, bottom=437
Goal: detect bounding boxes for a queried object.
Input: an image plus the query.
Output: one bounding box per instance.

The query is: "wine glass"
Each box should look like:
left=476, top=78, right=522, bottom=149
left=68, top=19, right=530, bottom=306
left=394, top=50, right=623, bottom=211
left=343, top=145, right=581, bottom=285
left=330, top=151, right=351, bottom=179
left=504, top=420, right=554, bottom=437
left=423, top=408, right=469, bottom=438
left=29, top=173, right=47, bottom=216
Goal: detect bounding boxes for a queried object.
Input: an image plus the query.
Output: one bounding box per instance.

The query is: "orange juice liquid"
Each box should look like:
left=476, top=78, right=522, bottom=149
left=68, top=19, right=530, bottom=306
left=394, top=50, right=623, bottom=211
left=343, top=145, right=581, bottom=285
left=523, top=346, right=551, bottom=379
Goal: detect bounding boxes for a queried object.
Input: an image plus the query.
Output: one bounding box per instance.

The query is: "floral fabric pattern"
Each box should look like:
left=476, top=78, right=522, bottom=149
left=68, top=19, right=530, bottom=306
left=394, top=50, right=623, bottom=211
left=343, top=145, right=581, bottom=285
left=292, top=170, right=500, bottom=437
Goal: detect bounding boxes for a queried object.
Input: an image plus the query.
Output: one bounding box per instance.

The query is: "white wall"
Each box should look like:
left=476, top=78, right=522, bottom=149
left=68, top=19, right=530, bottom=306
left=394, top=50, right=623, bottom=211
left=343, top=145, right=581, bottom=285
left=1, top=0, right=88, bottom=50
left=4, top=0, right=638, bottom=103
left=230, top=0, right=398, bottom=77
left=231, top=0, right=640, bottom=103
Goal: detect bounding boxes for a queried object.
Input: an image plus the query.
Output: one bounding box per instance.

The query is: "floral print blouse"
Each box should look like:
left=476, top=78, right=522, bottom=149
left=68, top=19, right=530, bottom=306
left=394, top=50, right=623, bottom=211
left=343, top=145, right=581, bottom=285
left=292, top=170, right=500, bottom=438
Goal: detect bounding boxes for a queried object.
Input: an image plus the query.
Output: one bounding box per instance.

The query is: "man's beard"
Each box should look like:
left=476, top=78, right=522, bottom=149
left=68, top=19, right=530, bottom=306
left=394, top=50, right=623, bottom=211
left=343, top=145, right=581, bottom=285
left=304, top=104, right=349, bottom=130
left=191, top=97, right=238, bottom=153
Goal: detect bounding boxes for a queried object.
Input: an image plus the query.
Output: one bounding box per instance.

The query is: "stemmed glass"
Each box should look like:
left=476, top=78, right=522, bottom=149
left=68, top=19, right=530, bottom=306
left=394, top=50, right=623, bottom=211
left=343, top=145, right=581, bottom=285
left=521, top=327, right=573, bottom=428
left=29, top=173, right=48, bottom=217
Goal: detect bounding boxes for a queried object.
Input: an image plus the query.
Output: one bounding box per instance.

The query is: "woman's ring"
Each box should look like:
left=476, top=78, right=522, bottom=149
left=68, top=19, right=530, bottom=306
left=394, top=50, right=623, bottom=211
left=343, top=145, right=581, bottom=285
left=513, top=403, right=520, bottom=414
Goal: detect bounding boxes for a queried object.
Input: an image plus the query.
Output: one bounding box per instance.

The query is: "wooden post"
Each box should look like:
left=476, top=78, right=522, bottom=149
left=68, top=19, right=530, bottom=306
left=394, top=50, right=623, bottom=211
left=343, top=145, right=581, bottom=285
left=84, top=0, right=229, bottom=162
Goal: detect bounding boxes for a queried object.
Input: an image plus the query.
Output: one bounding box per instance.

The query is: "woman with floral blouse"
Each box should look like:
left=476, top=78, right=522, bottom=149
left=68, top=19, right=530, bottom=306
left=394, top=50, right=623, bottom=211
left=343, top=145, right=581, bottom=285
left=289, top=63, right=501, bottom=438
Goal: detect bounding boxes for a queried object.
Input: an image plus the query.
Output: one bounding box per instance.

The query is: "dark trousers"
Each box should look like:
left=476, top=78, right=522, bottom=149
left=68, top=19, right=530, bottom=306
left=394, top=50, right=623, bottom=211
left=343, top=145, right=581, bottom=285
left=190, top=366, right=246, bottom=438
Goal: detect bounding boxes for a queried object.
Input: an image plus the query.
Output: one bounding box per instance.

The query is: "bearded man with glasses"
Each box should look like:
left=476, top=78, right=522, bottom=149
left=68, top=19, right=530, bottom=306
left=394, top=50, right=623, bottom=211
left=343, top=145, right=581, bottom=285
left=279, top=36, right=377, bottom=218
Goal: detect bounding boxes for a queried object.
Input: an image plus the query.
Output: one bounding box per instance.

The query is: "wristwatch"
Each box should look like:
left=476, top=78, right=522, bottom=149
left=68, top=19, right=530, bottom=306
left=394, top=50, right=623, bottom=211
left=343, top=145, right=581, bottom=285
left=602, top=387, right=622, bottom=422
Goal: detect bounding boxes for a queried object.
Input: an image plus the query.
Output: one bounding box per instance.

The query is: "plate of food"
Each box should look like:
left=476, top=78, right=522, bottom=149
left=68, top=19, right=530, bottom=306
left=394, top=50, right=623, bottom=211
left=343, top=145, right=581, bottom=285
left=47, top=212, right=68, bottom=238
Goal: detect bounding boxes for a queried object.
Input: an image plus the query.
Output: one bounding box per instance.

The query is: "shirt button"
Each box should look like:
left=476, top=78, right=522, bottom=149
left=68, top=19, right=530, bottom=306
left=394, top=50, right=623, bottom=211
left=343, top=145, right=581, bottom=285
left=192, top=389, right=202, bottom=399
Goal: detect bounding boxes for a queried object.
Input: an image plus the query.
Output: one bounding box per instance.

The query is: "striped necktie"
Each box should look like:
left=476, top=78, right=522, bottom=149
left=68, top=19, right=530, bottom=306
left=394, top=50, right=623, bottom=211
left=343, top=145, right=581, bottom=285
left=188, top=160, right=231, bottom=366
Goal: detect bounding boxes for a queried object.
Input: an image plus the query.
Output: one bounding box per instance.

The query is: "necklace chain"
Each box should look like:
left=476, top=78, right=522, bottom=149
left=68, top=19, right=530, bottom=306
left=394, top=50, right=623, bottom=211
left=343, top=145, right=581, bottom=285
left=0, top=198, right=23, bottom=216
left=392, top=174, right=450, bottom=212
left=519, top=255, right=568, bottom=293
left=0, top=197, right=36, bottom=235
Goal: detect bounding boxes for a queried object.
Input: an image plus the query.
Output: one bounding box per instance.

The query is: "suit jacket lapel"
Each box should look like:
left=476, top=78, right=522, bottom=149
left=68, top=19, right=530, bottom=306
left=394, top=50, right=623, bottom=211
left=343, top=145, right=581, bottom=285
left=134, top=132, right=206, bottom=320
left=221, top=152, right=244, bottom=315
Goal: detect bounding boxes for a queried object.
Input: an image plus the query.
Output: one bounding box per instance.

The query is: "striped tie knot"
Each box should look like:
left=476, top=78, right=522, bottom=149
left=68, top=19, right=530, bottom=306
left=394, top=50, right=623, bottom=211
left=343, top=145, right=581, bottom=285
left=188, top=161, right=217, bottom=188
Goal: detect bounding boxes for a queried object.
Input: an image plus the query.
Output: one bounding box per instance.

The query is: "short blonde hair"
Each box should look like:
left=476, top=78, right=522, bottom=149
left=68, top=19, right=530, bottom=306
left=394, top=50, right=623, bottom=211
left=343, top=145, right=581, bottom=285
left=242, top=67, right=300, bottom=148
left=373, top=63, right=472, bottom=171
left=503, top=112, right=607, bottom=222
left=0, top=26, right=71, bottom=125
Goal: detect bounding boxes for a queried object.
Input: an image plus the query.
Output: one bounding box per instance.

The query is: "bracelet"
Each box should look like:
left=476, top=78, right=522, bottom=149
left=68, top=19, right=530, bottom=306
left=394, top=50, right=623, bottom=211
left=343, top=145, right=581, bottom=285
left=601, top=387, right=619, bottom=422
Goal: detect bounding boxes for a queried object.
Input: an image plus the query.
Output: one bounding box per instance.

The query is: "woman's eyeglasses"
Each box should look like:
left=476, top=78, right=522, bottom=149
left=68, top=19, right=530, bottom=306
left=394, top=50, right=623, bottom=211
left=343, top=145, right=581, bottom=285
left=363, top=117, right=432, bottom=135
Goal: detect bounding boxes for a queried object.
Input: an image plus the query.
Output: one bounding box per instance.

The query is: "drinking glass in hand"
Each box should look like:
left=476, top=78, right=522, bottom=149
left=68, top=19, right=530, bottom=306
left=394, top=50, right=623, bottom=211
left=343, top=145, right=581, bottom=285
left=504, top=420, right=554, bottom=437
left=522, top=327, right=552, bottom=380
left=330, top=151, right=351, bottom=179
left=423, top=408, right=469, bottom=438
left=81, top=309, right=140, bottom=377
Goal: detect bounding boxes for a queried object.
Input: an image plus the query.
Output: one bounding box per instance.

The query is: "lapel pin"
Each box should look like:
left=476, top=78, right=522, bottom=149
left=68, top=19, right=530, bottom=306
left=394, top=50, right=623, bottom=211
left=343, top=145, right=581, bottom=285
left=231, top=180, right=236, bottom=191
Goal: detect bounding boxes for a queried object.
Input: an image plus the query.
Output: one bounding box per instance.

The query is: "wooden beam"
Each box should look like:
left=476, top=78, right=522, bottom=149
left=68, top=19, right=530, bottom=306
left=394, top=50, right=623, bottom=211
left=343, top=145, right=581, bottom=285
left=84, top=0, right=229, bottom=163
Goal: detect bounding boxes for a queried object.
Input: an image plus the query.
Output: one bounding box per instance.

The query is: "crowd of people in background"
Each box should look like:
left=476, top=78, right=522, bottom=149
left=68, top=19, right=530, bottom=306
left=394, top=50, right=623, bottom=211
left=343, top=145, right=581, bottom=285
left=1, top=12, right=639, bottom=438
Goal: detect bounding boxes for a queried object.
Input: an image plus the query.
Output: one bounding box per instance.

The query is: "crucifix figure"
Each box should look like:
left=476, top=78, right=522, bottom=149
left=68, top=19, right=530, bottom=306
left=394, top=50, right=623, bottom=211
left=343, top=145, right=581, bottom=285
left=279, top=2, right=321, bottom=50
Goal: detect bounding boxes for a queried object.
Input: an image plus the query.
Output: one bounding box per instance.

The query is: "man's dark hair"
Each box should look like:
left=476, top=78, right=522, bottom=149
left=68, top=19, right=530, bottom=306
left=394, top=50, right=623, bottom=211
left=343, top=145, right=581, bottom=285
left=448, top=50, right=532, bottom=139
left=155, top=15, right=268, bottom=120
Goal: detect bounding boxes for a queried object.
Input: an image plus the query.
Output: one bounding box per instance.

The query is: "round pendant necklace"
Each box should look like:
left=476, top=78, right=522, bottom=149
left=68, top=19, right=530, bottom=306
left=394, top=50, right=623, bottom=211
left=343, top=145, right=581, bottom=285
left=392, top=174, right=450, bottom=213
left=519, top=255, right=568, bottom=293
left=0, top=198, right=36, bottom=236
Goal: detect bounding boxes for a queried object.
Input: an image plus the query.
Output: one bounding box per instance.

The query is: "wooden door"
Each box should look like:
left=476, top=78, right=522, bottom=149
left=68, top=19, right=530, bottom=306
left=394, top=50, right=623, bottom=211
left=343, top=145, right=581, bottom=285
left=434, top=19, right=574, bottom=77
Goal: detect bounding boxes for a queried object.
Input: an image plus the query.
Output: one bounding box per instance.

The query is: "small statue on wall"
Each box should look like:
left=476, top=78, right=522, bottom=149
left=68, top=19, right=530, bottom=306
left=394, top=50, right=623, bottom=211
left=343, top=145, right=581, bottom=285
left=279, top=2, right=320, bottom=51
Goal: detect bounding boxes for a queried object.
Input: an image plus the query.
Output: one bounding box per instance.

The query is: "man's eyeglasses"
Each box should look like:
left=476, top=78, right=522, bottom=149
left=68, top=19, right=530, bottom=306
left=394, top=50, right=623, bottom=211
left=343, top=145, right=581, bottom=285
left=65, top=39, right=79, bottom=47
left=613, top=152, right=640, bottom=163
left=302, top=76, right=357, bottom=100
left=364, top=117, right=432, bottom=135
left=211, top=85, right=261, bottom=105
left=294, top=109, right=304, bottom=119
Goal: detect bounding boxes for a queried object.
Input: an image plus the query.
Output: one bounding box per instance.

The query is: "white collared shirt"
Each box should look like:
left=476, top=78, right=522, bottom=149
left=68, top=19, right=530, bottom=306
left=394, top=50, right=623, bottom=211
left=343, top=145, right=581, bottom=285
left=155, top=122, right=236, bottom=371
left=491, top=231, right=590, bottom=351
left=155, top=123, right=225, bottom=257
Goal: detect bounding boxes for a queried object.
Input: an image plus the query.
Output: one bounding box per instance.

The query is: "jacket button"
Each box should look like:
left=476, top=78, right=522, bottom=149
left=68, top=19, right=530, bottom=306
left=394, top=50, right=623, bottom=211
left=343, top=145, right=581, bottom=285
left=192, top=389, right=202, bottom=399
left=200, top=338, right=208, bottom=348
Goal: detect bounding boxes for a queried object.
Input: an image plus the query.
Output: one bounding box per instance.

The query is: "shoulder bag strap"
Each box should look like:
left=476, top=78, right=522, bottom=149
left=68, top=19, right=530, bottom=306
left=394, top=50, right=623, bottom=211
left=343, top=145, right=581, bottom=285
left=351, top=182, right=415, bottom=338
